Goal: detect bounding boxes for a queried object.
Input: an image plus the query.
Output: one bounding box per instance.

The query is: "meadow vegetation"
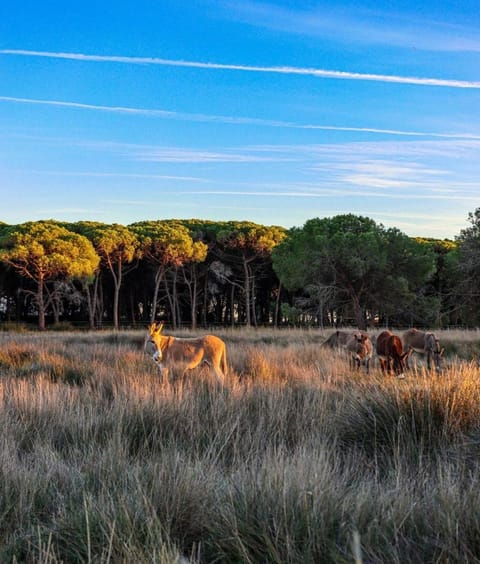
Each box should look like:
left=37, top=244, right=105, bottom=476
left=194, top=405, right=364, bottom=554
left=0, top=327, right=480, bottom=563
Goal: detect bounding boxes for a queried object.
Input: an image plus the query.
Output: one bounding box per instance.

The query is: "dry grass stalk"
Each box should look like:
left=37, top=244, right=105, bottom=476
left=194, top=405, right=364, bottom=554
left=0, top=327, right=478, bottom=562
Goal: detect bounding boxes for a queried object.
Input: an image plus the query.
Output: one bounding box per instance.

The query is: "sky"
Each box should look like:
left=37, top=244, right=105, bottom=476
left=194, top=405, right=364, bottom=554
left=1, top=1, right=480, bottom=239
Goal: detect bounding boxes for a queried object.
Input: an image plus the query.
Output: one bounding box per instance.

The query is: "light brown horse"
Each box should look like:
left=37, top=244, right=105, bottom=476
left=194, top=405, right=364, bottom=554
left=145, top=322, right=228, bottom=382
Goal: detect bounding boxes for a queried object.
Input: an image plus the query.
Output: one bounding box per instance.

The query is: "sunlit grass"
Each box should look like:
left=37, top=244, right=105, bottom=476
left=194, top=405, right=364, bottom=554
left=0, top=327, right=479, bottom=561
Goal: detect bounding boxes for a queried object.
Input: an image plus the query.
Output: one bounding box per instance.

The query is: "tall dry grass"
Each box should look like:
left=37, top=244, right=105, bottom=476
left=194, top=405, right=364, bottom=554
left=0, top=327, right=479, bottom=562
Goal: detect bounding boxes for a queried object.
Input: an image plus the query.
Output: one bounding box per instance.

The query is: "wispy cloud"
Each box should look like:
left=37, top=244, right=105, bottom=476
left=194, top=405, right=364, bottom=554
left=0, top=95, right=177, bottom=117
left=271, top=139, right=480, bottom=161
left=0, top=134, right=294, bottom=164
left=103, top=198, right=264, bottom=211
left=177, top=188, right=479, bottom=202
left=1, top=95, right=480, bottom=140
left=207, top=148, right=480, bottom=197
left=1, top=49, right=480, bottom=89
left=27, top=170, right=208, bottom=182
left=36, top=207, right=108, bottom=215
left=338, top=161, right=448, bottom=177
left=98, top=139, right=480, bottom=169
left=331, top=159, right=450, bottom=189
left=219, top=1, right=480, bottom=53
left=133, top=147, right=288, bottom=163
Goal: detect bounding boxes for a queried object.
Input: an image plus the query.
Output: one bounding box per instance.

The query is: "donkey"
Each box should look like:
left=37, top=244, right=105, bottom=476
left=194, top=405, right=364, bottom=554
left=145, top=322, right=228, bottom=382
left=321, top=330, right=355, bottom=350
left=402, top=328, right=444, bottom=373
left=346, top=332, right=373, bottom=374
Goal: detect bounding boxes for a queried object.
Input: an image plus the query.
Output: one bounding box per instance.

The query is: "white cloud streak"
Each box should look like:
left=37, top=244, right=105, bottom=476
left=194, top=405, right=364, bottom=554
left=0, top=95, right=177, bottom=117
left=27, top=170, right=208, bottom=182
left=177, top=188, right=479, bottom=201
left=133, top=147, right=286, bottom=163
left=1, top=49, right=480, bottom=89
left=331, top=159, right=449, bottom=189
left=1, top=95, right=480, bottom=141
left=220, top=1, right=480, bottom=53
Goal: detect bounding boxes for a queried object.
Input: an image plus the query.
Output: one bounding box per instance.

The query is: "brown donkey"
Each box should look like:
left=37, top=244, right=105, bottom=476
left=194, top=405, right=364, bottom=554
left=346, top=332, right=373, bottom=374
left=145, top=322, right=227, bottom=382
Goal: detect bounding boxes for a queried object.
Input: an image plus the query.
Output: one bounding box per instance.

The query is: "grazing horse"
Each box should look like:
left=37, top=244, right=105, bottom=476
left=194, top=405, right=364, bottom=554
left=145, top=322, right=227, bottom=382
left=402, top=328, right=444, bottom=372
left=376, top=330, right=409, bottom=377
left=346, top=332, right=373, bottom=374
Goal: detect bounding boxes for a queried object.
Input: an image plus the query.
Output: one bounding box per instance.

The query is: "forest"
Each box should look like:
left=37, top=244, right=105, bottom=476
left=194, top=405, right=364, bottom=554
left=0, top=209, right=479, bottom=331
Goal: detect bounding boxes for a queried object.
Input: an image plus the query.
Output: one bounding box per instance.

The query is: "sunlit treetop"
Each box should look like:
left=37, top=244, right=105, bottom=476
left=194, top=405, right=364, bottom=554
left=0, top=220, right=99, bottom=282
left=130, top=220, right=208, bottom=267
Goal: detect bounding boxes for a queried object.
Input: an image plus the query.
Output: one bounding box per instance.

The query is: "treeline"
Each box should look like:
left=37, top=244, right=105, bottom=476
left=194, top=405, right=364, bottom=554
left=0, top=210, right=479, bottom=330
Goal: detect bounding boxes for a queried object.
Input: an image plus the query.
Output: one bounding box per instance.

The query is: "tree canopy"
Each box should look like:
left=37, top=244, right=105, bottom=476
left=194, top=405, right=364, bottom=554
left=272, top=214, right=436, bottom=329
left=0, top=221, right=99, bottom=329
left=131, top=220, right=208, bottom=323
left=0, top=212, right=478, bottom=329
left=445, top=209, right=480, bottom=324
left=78, top=222, right=141, bottom=329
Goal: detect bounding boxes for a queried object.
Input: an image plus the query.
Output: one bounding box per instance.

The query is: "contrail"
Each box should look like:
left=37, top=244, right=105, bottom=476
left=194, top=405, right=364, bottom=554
left=0, top=95, right=176, bottom=117
left=1, top=49, right=480, bottom=89
left=1, top=95, right=480, bottom=140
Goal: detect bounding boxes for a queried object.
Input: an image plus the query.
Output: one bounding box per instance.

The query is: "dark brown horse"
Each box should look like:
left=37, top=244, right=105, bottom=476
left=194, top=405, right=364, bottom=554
left=376, top=330, right=409, bottom=377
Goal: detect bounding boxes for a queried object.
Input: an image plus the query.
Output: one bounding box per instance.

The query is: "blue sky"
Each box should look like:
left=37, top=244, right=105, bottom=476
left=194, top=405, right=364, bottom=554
left=1, top=0, right=480, bottom=239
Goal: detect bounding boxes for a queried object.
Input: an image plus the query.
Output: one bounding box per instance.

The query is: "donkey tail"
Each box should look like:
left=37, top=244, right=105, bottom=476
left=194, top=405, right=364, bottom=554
left=221, top=343, right=228, bottom=376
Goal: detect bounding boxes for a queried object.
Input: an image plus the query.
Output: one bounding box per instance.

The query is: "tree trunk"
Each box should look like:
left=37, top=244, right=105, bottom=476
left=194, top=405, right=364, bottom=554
left=129, top=292, right=136, bottom=326
left=230, top=283, right=235, bottom=327
left=351, top=293, right=367, bottom=330
left=164, top=276, right=175, bottom=329
left=190, top=265, right=198, bottom=330
left=51, top=284, right=61, bottom=325
left=202, top=270, right=208, bottom=328
left=173, top=267, right=181, bottom=328
left=251, top=275, right=258, bottom=327
left=243, top=257, right=251, bottom=327
left=45, top=283, right=61, bottom=325
left=37, top=278, right=46, bottom=330
left=96, top=281, right=104, bottom=328
left=274, top=282, right=282, bottom=328
left=112, top=261, right=122, bottom=330
left=85, top=275, right=100, bottom=330
left=52, top=300, right=60, bottom=325
left=150, top=265, right=165, bottom=323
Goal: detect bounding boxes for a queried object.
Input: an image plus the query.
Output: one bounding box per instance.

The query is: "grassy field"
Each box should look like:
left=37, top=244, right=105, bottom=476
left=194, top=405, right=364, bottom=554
left=0, top=327, right=480, bottom=563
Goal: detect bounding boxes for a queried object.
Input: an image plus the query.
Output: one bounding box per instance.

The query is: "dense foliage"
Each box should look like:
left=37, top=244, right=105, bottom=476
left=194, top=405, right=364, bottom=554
left=272, top=214, right=436, bottom=329
left=0, top=210, right=477, bottom=329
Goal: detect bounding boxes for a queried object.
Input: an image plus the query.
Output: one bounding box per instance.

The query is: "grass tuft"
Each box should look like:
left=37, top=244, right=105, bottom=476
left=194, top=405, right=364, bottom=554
left=0, top=327, right=479, bottom=561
